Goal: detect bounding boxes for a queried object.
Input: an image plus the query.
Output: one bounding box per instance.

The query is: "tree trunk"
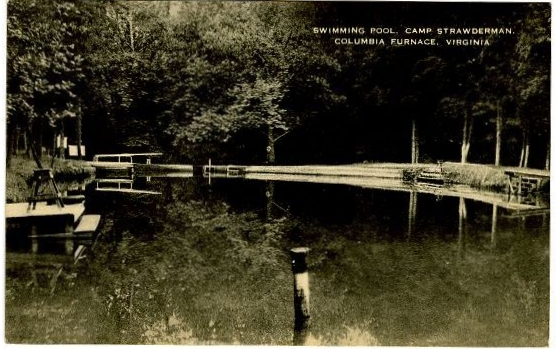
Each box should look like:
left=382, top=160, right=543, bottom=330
left=13, top=126, right=20, bottom=155
left=58, top=120, right=65, bottom=161
left=461, top=108, right=473, bottom=164
left=23, top=127, right=30, bottom=158
left=36, top=118, right=43, bottom=158
left=77, top=108, right=83, bottom=160
left=52, top=134, right=57, bottom=158
left=519, top=129, right=530, bottom=168
left=267, top=125, right=276, bottom=164
left=411, top=119, right=419, bottom=164
left=128, top=12, right=135, bottom=52
left=266, top=181, right=275, bottom=220
left=6, top=121, right=16, bottom=168
left=494, top=100, right=502, bottom=166
left=523, top=137, right=530, bottom=168
left=545, top=142, right=550, bottom=170
left=519, top=135, right=525, bottom=167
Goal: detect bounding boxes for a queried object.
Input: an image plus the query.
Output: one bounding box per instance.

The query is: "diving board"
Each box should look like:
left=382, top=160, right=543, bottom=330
left=93, top=153, right=163, bottom=164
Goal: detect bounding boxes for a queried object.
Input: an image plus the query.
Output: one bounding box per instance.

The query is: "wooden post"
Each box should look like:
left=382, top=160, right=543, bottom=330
left=494, top=100, right=502, bottom=166
left=65, top=239, right=74, bottom=255
left=542, top=212, right=549, bottom=233
left=208, top=158, right=212, bottom=185
left=266, top=181, right=275, bottom=219
left=411, top=119, right=419, bottom=164
left=290, top=247, right=310, bottom=346
left=64, top=218, right=74, bottom=255
left=77, top=107, right=82, bottom=160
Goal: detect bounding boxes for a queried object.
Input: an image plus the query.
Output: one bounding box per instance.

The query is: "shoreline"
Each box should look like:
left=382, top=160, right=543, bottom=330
left=5, top=157, right=549, bottom=203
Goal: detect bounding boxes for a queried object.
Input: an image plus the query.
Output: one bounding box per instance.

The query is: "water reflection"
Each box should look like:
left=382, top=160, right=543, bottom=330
left=5, top=175, right=550, bottom=346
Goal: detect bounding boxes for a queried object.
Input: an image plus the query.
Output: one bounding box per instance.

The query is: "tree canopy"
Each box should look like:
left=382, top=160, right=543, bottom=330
left=6, top=1, right=551, bottom=168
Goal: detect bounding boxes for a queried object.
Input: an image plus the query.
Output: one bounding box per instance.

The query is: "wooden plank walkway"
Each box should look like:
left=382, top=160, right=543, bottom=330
left=89, top=161, right=134, bottom=169
left=74, top=214, right=101, bottom=234
left=6, top=202, right=85, bottom=223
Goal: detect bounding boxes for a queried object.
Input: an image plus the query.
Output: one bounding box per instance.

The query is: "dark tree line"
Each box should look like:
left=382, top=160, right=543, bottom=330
left=6, top=1, right=550, bottom=169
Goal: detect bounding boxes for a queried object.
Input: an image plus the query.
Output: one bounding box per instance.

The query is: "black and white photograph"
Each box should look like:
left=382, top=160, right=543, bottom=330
left=4, top=1, right=551, bottom=346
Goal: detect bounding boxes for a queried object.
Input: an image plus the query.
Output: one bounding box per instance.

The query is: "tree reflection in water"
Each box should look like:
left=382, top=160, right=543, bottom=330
left=5, top=177, right=549, bottom=345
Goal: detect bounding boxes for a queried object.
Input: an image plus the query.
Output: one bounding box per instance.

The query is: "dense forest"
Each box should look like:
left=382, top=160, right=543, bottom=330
left=6, top=1, right=550, bottom=168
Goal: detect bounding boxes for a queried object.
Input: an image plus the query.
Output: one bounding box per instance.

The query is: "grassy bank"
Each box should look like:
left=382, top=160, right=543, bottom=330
left=442, top=162, right=550, bottom=193
left=441, top=162, right=508, bottom=191
left=6, top=156, right=95, bottom=203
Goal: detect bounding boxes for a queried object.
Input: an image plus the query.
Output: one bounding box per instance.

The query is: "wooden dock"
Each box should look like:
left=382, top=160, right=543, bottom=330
left=6, top=202, right=85, bottom=223
left=505, top=168, right=549, bottom=196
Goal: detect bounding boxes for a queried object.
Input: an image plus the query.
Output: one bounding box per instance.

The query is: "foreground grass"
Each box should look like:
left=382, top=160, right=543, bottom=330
left=6, top=156, right=95, bottom=203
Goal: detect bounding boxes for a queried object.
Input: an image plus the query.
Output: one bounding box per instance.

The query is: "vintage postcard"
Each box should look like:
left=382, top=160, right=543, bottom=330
left=4, top=1, right=550, bottom=346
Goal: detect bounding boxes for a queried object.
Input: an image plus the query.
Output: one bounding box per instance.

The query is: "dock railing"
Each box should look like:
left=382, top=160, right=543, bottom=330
left=92, top=152, right=163, bottom=164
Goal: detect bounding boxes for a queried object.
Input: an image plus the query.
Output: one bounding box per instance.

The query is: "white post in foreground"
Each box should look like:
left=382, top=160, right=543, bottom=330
left=290, top=247, right=310, bottom=345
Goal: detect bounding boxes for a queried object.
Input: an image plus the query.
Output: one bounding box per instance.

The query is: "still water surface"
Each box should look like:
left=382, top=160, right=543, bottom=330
left=5, top=175, right=549, bottom=345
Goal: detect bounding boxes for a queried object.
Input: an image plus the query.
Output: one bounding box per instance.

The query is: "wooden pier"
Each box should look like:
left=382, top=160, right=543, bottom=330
left=6, top=168, right=101, bottom=285
left=6, top=202, right=102, bottom=277
left=6, top=202, right=85, bottom=223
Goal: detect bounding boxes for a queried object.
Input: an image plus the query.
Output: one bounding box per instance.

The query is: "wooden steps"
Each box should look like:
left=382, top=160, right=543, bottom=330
left=505, top=169, right=549, bottom=196
left=415, top=168, right=451, bottom=187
